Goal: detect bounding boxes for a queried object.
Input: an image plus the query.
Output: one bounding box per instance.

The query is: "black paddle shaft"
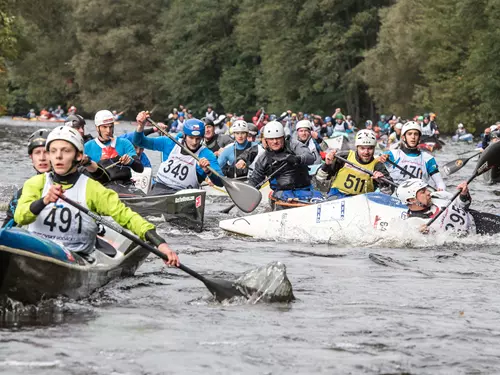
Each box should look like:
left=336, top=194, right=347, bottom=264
left=58, top=195, right=224, bottom=287
left=334, top=155, right=398, bottom=188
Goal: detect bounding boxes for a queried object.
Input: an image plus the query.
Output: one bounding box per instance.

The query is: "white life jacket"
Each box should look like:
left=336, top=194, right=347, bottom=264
left=333, top=122, right=347, bottom=133
left=407, top=195, right=476, bottom=235
left=387, top=149, right=430, bottom=185
left=421, top=123, right=434, bottom=136
left=156, top=144, right=203, bottom=190
left=26, top=173, right=98, bottom=254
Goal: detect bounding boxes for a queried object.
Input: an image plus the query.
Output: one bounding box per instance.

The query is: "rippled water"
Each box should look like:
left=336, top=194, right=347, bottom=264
left=1, top=118, right=500, bottom=374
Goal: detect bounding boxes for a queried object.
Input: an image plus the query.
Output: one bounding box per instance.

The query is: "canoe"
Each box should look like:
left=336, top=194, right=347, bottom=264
left=324, top=134, right=351, bottom=151
left=219, top=192, right=407, bottom=240
left=452, top=133, right=473, bottom=143
left=0, top=226, right=149, bottom=304
left=121, top=189, right=206, bottom=232
left=11, top=116, right=66, bottom=123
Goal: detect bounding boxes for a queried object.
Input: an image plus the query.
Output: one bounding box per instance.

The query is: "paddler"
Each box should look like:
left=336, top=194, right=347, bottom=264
left=315, top=129, right=394, bottom=199
left=13, top=126, right=179, bottom=265
left=2, top=129, right=52, bottom=227
left=84, top=110, right=144, bottom=192
left=134, top=112, right=223, bottom=195
left=381, top=121, right=446, bottom=190
left=65, top=114, right=93, bottom=143
left=217, top=120, right=258, bottom=178
left=294, top=120, right=329, bottom=164
left=396, top=178, right=500, bottom=235
left=248, top=121, right=322, bottom=206
left=202, top=117, right=233, bottom=156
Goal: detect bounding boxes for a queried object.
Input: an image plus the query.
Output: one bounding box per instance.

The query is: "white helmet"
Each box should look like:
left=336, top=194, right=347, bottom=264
left=46, top=126, right=84, bottom=153
left=396, top=178, right=428, bottom=204
left=395, top=123, right=403, bottom=130
left=457, top=123, right=464, bottom=129
left=231, top=119, right=249, bottom=133
left=296, top=120, right=312, bottom=131
left=355, top=129, right=377, bottom=147
left=490, top=125, right=498, bottom=132
left=263, top=121, right=285, bottom=139
left=94, top=110, right=115, bottom=127
left=401, top=121, right=421, bottom=136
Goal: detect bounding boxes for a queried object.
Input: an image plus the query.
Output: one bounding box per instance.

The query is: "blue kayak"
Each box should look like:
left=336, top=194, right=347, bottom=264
left=0, top=227, right=149, bottom=304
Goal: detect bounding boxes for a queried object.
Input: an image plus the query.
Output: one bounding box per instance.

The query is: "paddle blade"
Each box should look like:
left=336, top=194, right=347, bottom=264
left=203, top=278, right=246, bottom=302
left=443, top=153, right=480, bottom=176
left=222, top=178, right=262, bottom=213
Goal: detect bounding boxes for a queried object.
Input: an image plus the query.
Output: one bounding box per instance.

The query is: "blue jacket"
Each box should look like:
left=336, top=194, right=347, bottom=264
left=118, top=131, right=152, bottom=168
left=84, top=137, right=136, bottom=165
left=133, top=131, right=223, bottom=187
left=217, top=140, right=257, bottom=169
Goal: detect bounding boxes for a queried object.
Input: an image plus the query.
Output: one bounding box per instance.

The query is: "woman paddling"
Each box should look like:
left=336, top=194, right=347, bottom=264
left=14, top=126, right=179, bottom=265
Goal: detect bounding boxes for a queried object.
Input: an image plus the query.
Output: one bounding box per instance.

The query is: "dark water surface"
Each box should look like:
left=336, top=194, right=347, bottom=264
left=1, top=118, right=500, bottom=374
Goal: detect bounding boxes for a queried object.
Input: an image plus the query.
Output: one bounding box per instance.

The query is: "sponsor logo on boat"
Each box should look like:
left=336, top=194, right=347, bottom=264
left=195, top=195, right=202, bottom=208
left=340, top=201, right=345, bottom=219
left=175, top=195, right=195, bottom=204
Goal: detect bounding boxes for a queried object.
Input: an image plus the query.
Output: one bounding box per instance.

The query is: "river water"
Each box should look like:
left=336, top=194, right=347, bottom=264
left=1, top=118, right=499, bottom=374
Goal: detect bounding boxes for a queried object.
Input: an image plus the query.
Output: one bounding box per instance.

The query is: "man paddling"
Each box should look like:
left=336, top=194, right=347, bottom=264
left=315, top=129, right=394, bottom=199
left=14, top=126, right=179, bottom=265
left=134, top=111, right=223, bottom=195
left=2, top=129, right=52, bottom=227
left=247, top=121, right=322, bottom=207
left=84, top=110, right=144, bottom=192
left=202, top=117, right=232, bottom=156
left=396, top=178, right=500, bottom=235
left=293, top=120, right=328, bottom=164
left=381, top=121, right=446, bottom=190
left=217, top=120, right=258, bottom=178
left=65, top=114, right=93, bottom=144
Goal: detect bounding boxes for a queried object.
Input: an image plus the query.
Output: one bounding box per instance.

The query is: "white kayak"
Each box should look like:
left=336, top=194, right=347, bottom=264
left=219, top=192, right=408, bottom=240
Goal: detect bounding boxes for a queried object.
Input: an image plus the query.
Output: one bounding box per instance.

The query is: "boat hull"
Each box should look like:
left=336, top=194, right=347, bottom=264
left=0, top=228, right=150, bottom=304
left=122, top=189, right=206, bottom=232
left=219, top=192, right=408, bottom=240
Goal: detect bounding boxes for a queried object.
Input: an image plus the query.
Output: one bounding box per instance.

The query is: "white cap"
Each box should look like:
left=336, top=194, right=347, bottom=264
left=295, top=120, right=312, bottom=131
left=46, top=126, right=84, bottom=152
left=355, top=129, right=377, bottom=147
left=402, top=121, right=421, bottom=136
left=231, top=120, right=249, bottom=133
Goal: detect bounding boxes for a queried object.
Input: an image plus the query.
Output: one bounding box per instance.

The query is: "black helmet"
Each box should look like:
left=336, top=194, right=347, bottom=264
left=423, top=113, right=430, bottom=120
left=248, top=123, right=258, bottom=136
left=28, top=128, right=50, bottom=154
left=491, top=130, right=500, bottom=139
left=203, top=117, right=214, bottom=126
left=65, top=114, right=86, bottom=129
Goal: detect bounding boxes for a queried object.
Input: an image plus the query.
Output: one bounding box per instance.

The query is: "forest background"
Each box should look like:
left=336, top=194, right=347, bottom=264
left=1, top=0, right=498, bottom=132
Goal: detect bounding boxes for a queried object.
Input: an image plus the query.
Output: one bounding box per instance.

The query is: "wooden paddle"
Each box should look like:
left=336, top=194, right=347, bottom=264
left=441, top=152, right=481, bottom=176
left=426, top=142, right=500, bottom=228
left=145, top=118, right=262, bottom=213
left=59, top=195, right=246, bottom=302
left=334, top=154, right=398, bottom=188
left=221, top=162, right=289, bottom=214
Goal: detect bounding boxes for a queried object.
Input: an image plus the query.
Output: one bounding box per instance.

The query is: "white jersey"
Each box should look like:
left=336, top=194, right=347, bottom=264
left=406, top=192, right=476, bottom=235
left=26, top=174, right=98, bottom=254
left=387, top=149, right=446, bottom=190
left=333, top=122, right=347, bottom=133
left=156, top=144, right=202, bottom=190
left=421, top=123, right=435, bottom=136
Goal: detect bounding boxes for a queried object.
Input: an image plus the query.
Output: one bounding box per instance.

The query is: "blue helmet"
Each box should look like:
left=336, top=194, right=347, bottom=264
left=183, top=119, right=205, bottom=137
left=325, top=116, right=332, bottom=123
left=270, top=114, right=277, bottom=121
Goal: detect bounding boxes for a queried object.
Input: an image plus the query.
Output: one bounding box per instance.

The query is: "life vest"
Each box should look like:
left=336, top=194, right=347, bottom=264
left=223, top=142, right=252, bottom=178
left=387, top=149, right=430, bottom=184
left=25, top=173, right=98, bottom=254
left=421, top=123, right=434, bottom=136
left=156, top=144, right=204, bottom=190
left=333, top=122, right=347, bottom=133
left=330, top=150, right=376, bottom=195
left=204, top=134, right=221, bottom=152
left=95, top=138, right=132, bottom=182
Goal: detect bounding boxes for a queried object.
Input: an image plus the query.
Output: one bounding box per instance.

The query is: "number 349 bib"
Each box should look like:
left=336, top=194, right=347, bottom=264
left=156, top=144, right=202, bottom=190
